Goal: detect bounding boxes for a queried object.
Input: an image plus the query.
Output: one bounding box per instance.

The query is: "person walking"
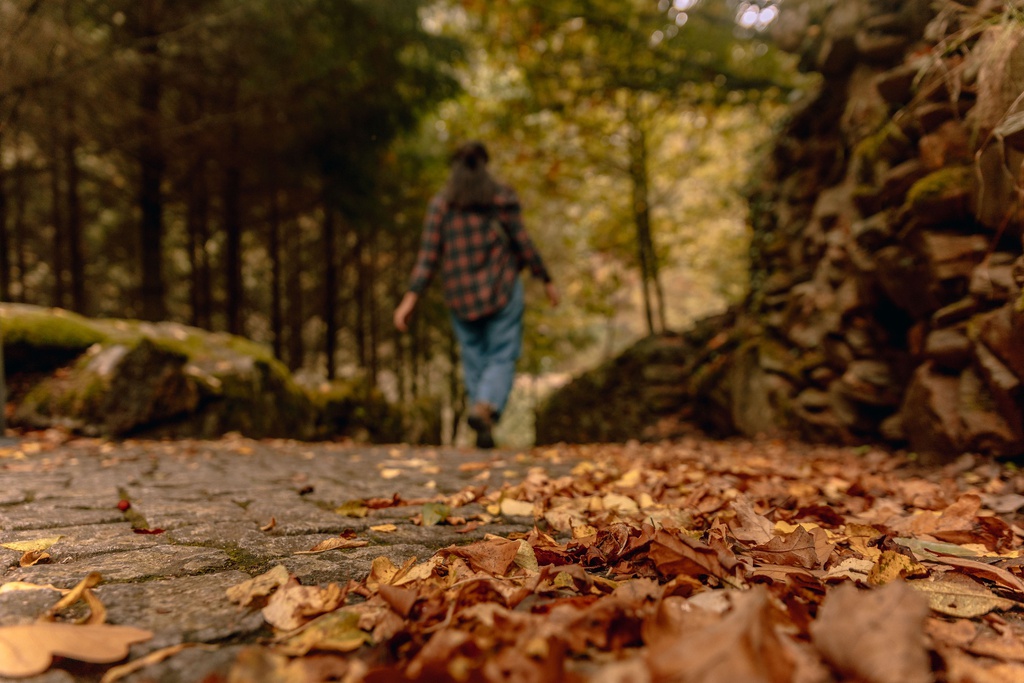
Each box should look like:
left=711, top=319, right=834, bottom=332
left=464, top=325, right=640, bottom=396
left=393, top=141, right=559, bottom=448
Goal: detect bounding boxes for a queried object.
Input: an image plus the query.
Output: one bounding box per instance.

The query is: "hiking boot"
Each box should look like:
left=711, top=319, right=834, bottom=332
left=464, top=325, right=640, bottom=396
left=468, top=402, right=496, bottom=449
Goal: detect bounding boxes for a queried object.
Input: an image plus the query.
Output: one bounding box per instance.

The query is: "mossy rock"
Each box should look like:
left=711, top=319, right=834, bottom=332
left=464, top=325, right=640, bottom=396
left=903, top=165, right=974, bottom=220
left=3, top=304, right=316, bottom=439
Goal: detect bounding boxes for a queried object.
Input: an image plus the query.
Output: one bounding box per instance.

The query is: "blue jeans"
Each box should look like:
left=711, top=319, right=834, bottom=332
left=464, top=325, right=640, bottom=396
left=450, top=278, right=524, bottom=418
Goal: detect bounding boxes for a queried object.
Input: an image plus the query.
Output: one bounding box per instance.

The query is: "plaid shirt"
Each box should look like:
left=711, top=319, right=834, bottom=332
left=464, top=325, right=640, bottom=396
left=409, top=185, right=552, bottom=321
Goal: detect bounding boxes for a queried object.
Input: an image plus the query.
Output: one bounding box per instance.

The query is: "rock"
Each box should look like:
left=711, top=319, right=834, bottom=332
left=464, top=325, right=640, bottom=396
left=924, top=328, right=972, bottom=370
left=899, top=363, right=963, bottom=457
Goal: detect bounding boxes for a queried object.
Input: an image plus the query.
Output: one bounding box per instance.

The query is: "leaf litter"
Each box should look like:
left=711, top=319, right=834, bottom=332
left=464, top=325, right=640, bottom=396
left=10, top=436, right=1024, bottom=680
left=219, top=440, right=1024, bottom=681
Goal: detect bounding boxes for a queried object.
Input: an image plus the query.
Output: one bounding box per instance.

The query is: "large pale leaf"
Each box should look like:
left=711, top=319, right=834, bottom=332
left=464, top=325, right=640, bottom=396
left=0, top=622, right=152, bottom=677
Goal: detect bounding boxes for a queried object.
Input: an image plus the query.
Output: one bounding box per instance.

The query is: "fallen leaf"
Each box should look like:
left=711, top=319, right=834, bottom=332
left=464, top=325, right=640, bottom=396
left=19, top=550, right=50, bottom=567
left=0, top=582, right=63, bottom=595
left=445, top=538, right=522, bottom=576
left=0, top=622, right=152, bottom=678
left=749, top=527, right=820, bottom=569
left=421, top=502, right=451, bottom=527
left=370, top=524, right=398, bottom=533
left=262, top=581, right=347, bottom=632
left=99, top=643, right=211, bottom=683
left=909, top=574, right=1017, bottom=618
left=336, top=501, right=370, bottom=518
left=1, top=536, right=63, bottom=553
left=260, top=517, right=277, bottom=532
left=295, top=536, right=369, bottom=555
left=380, top=468, right=402, bottom=480
left=226, top=565, right=291, bottom=607
left=649, top=529, right=736, bottom=581
left=275, top=610, right=368, bottom=656
left=868, top=550, right=928, bottom=585
left=499, top=498, right=535, bottom=517
left=45, top=572, right=102, bottom=621
left=810, top=581, right=931, bottom=683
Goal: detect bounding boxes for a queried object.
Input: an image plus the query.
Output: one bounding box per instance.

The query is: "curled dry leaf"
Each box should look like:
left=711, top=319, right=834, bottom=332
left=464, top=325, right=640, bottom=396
left=260, top=517, right=277, bottom=532
left=0, top=622, right=153, bottom=678
left=18, top=550, right=50, bottom=567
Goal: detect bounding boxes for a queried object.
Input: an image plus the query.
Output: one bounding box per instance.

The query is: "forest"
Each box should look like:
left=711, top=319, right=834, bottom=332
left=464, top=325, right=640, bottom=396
left=0, top=0, right=794, bottom=442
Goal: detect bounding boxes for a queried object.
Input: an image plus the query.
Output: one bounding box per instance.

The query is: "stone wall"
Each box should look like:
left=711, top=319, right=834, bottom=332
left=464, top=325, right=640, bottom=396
left=539, top=0, right=1024, bottom=459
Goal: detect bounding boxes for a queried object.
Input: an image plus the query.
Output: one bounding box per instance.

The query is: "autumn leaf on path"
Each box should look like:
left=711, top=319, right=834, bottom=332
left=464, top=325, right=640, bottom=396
left=910, top=573, right=1017, bottom=618
left=226, top=565, right=290, bottom=607
left=295, top=536, right=369, bottom=555
left=810, top=581, right=931, bottom=683
left=749, top=527, right=821, bottom=569
left=443, top=537, right=522, bottom=576
left=648, top=529, right=737, bottom=582
left=0, top=622, right=153, bottom=678
left=646, top=587, right=795, bottom=683
left=262, top=580, right=348, bottom=632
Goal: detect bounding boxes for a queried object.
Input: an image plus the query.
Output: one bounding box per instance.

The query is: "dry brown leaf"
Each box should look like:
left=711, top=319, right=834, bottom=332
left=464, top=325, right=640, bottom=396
left=370, top=524, right=398, bottom=533
left=646, top=587, right=794, bottom=683
left=810, top=581, right=931, bottom=683
left=917, top=551, right=1024, bottom=595
left=649, top=529, right=737, bottom=581
left=262, top=580, right=347, bottom=632
left=295, top=536, right=369, bottom=555
left=749, top=527, right=820, bottom=569
left=18, top=550, right=50, bottom=567
left=44, top=572, right=103, bottom=623
left=0, top=622, right=152, bottom=678
left=260, top=517, right=277, bottom=532
left=730, top=496, right=774, bottom=544
left=226, top=565, right=291, bottom=607
left=274, top=610, right=367, bottom=656
left=909, top=574, right=1016, bottom=618
left=445, top=538, right=522, bottom=576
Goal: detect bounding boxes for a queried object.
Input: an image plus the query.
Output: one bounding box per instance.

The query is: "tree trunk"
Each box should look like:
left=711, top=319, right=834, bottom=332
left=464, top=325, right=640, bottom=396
left=64, top=95, right=86, bottom=314
left=137, top=0, right=166, bottom=321
left=12, top=151, right=27, bottom=303
left=367, top=226, right=380, bottom=386
left=186, top=159, right=212, bottom=329
left=354, top=229, right=368, bottom=372
left=49, top=106, right=67, bottom=309
left=269, top=190, right=283, bottom=361
left=286, top=211, right=304, bottom=371
left=626, top=107, right=666, bottom=335
left=322, top=189, right=338, bottom=380
left=0, top=133, right=9, bottom=302
left=222, top=121, right=243, bottom=336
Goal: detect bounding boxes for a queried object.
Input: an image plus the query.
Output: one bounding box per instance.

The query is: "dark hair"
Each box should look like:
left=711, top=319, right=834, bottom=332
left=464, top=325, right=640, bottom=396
left=442, top=140, right=500, bottom=210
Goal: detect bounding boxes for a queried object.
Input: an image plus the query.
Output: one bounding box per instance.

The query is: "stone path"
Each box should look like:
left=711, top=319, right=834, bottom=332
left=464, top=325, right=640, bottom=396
left=0, top=436, right=573, bottom=682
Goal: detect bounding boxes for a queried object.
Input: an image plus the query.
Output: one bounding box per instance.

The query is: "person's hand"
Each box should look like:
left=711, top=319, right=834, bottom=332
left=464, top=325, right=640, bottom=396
left=393, top=292, right=419, bottom=333
left=544, top=282, right=560, bottom=308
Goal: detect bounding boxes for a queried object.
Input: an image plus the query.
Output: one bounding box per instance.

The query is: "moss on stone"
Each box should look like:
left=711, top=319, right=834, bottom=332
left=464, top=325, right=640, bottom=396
left=853, top=122, right=912, bottom=167
left=905, top=165, right=973, bottom=208
left=1, top=305, right=107, bottom=350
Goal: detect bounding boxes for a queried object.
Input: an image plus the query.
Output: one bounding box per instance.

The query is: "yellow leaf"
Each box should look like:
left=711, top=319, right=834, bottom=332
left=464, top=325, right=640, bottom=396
left=335, top=501, right=369, bottom=518
left=0, top=622, right=152, bottom=678
left=0, top=582, right=63, bottom=595
left=262, top=582, right=346, bottom=632
left=499, top=498, right=534, bottom=517
left=370, top=524, right=398, bottom=533
left=1, top=536, right=63, bottom=553
left=868, top=550, right=929, bottom=586
left=275, top=610, right=367, bottom=656
left=379, top=468, right=402, bottom=480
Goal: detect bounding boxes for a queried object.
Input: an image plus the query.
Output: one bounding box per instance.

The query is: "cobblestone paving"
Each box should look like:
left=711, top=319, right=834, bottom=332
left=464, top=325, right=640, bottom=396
left=0, top=436, right=575, bottom=682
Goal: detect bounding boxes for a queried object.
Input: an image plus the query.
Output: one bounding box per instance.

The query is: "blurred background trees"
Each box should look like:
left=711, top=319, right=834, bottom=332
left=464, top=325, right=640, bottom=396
left=0, top=0, right=798, bottom=443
